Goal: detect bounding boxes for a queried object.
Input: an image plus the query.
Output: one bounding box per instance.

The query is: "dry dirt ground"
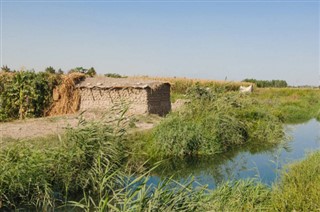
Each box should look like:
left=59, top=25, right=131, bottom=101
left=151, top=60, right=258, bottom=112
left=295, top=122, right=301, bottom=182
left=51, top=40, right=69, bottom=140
left=0, top=100, right=187, bottom=141
left=0, top=115, right=79, bottom=140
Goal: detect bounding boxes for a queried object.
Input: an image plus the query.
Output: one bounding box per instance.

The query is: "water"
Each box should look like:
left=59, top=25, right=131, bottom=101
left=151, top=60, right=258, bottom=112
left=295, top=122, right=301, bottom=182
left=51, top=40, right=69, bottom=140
left=150, top=119, right=320, bottom=189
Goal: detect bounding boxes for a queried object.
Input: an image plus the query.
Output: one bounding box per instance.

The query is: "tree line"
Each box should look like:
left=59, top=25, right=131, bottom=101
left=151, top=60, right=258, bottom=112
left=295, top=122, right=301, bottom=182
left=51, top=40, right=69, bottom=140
left=1, top=65, right=97, bottom=77
left=242, top=78, right=288, bottom=88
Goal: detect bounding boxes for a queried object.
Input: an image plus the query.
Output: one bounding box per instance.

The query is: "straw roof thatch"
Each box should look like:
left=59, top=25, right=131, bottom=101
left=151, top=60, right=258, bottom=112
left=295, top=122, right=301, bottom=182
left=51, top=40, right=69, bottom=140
left=77, top=77, right=170, bottom=90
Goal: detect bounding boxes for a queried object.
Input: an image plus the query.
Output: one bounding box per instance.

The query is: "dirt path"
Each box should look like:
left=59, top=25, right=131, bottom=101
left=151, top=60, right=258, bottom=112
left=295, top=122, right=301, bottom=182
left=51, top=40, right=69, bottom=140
left=0, top=112, right=161, bottom=140
left=0, top=115, right=79, bottom=140
left=0, top=100, right=186, bottom=141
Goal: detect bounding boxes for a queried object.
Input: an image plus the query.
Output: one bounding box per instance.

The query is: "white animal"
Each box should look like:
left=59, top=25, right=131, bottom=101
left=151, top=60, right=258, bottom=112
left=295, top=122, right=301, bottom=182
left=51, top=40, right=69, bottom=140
left=239, top=85, right=253, bottom=93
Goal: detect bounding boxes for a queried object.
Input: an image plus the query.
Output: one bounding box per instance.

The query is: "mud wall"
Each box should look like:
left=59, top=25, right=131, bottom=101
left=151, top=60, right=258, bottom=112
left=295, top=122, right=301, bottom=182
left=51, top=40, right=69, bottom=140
left=79, top=84, right=171, bottom=116
left=79, top=88, right=149, bottom=114
left=147, top=84, right=171, bottom=116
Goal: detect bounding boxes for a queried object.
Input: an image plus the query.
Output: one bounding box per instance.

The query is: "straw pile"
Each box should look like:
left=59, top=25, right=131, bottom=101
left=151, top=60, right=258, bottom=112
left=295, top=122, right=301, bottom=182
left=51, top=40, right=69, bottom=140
left=46, top=73, right=85, bottom=116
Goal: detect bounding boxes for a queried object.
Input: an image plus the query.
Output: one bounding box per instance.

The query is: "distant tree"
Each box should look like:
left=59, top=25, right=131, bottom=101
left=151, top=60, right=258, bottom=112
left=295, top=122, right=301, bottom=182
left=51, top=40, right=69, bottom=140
left=68, top=67, right=85, bottom=74
left=69, top=67, right=97, bottom=77
left=1, top=65, right=11, bottom=72
left=87, top=67, right=96, bottom=77
left=45, top=66, right=56, bottom=74
left=242, top=78, right=288, bottom=88
left=57, top=68, right=64, bottom=75
left=104, top=73, right=126, bottom=78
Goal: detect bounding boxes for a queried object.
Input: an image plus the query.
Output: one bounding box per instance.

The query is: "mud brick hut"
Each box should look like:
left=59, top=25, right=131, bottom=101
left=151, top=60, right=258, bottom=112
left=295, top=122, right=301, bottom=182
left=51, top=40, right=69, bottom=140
left=77, top=77, right=171, bottom=116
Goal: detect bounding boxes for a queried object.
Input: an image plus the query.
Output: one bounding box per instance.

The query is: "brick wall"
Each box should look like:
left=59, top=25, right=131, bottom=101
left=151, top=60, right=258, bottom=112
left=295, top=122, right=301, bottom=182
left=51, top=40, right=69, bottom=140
left=79, top=88, right=149, bottom=114
left=79, top=84, right=171, bottom=116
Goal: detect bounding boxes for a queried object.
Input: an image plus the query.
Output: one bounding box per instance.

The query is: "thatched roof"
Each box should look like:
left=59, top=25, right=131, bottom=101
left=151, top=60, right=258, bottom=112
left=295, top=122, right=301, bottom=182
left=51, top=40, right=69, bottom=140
left=77, top=77, right=170, bottom=90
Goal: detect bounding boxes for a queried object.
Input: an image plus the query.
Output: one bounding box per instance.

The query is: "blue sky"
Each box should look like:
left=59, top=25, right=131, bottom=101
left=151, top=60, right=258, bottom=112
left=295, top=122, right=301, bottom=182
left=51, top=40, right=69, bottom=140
left=1, top=0, right=319, bottom=85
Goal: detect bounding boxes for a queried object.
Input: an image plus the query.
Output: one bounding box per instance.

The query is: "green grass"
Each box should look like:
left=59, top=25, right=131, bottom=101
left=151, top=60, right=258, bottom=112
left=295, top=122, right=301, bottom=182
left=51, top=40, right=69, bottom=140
left=169, top=81, right=320, bottom=123
left=270, top=151, right=320, bottom=211
left=253, top=88, right=320, bottom=123
left=203, top=180, right=271, bottom=211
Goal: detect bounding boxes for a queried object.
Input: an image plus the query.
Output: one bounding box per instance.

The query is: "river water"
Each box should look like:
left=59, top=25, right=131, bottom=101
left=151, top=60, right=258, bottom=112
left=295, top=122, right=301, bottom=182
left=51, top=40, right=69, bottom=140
left=150, top=119, right=320, bottom=189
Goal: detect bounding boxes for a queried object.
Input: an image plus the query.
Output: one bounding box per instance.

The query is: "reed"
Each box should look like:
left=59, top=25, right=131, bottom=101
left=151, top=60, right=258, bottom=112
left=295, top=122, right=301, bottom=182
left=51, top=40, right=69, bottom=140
left=149, top=85, right=284, bottom=158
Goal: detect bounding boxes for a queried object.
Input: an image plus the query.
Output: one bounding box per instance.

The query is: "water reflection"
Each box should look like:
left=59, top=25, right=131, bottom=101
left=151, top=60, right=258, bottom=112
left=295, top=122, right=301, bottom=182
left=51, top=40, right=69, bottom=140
left=151, top=119, right=320, bottom=189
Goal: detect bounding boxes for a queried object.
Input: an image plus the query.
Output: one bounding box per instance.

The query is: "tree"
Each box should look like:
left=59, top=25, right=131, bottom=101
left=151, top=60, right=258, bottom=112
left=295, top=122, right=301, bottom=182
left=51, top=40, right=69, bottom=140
left=68, top=67, right=85, bottom=74
left=104, top=73, right=126, bottom=78
left=57, top=68, right=64, bottom=75
left=1, top=65, right=11, bottom=72
left=45, top=66, right=56, bottom=74
left=68, top=67, right=96, bottom=77
left=87, top=67, right=96, bottom=77
left=242, top=78, right=288, bottom=88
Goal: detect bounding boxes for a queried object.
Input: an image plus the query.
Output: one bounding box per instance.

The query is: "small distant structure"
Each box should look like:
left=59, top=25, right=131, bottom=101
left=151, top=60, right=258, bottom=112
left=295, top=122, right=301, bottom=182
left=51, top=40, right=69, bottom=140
left=77, top=77, right=171, bottom=116
left=239, top=85, right=254, bottom=93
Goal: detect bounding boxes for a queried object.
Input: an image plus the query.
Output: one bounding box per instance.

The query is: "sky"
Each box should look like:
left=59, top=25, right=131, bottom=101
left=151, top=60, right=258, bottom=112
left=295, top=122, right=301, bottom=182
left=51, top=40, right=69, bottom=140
left=1, top=0, right=319, bottom=86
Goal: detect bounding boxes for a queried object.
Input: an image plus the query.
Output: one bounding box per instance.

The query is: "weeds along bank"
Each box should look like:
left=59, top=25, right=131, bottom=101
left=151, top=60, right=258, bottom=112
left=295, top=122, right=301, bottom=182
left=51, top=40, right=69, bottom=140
left=0, top=117, right=125, bottom=209
left=1, top=116, right=320, bottom=210
left=130, top=85, right=284, bottom=159
left=0, top=113, right=209, bottom=211
left=204, top=151, right=320, bottom=211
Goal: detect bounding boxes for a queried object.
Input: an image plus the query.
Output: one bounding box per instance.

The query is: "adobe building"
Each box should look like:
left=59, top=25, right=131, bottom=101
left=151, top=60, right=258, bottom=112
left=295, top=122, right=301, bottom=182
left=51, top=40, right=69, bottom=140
left=77, top=77, right=171, bottom=116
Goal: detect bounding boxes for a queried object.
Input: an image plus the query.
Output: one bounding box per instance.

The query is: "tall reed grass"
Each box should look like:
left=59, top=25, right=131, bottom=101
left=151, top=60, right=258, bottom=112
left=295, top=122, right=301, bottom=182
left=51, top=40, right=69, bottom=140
left=270, top=151, right=320, bottom=210
left=149, top=85, right=284, bottom=158
left=0, top=113, right=125, bottom=210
